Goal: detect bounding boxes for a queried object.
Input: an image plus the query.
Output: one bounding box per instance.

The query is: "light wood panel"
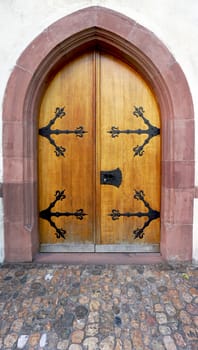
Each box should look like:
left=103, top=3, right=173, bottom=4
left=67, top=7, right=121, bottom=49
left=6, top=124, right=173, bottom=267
left=38, top=53, right=95, bottom=244
left=38, top=50, right=161, bottom=250
left=98, top=53, right=160, bottom=245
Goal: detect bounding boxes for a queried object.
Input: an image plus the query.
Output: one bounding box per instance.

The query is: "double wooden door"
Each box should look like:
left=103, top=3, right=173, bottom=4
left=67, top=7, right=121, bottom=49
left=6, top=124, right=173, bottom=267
left=38, top=51, right=161, bottom=252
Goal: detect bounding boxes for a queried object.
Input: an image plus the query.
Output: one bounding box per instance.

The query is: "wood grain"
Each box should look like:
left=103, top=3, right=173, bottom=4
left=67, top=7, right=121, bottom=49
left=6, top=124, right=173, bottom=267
left=38, top=50, right=161, bottom=249
left=38, top=53, right=95, bottom=244
left=99, top=53, right=160, bottom=245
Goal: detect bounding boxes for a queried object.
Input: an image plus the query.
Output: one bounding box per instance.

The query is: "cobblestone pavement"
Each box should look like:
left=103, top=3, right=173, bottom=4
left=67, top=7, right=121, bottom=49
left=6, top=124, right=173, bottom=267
left=0, top=263, right=197, bottom=349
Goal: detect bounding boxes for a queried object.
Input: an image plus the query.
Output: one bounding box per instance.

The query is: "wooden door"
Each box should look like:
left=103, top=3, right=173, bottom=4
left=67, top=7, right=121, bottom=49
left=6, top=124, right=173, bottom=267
left=96, top=53, right=160, bottom=252
left=38, top=51, right=160, bottom=252
left=38, top=53, right=95, bottom=252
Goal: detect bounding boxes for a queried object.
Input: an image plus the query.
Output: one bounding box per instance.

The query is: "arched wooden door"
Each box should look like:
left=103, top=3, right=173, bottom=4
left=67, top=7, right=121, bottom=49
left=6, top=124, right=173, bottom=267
left=38, top=51, right=161, bottom=252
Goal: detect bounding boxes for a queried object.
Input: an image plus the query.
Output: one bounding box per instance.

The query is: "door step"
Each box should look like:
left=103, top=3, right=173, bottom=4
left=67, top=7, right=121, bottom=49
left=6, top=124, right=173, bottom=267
left=40, top=243, right=159, bottom=253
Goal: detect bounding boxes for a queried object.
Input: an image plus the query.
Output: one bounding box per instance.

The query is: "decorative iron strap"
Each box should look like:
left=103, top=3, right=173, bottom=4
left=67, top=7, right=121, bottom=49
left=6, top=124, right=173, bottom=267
left=39, top=190, right=87, bottom=239
left=109, top=190, right=160, bottom=239
left=107, top=106, right=160, bottom=156
left=39, top=107, right=87, bottom=157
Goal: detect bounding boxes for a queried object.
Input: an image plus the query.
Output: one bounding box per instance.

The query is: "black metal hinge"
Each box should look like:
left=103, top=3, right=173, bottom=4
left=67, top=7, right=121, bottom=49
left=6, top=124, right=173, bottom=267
left=39, top=107, right=87, bottom=157
left=39, top=190, right=87, bottom=239
left=109, top=190, right=160, bottom=239
left=107, top=106, right=160, bottom=156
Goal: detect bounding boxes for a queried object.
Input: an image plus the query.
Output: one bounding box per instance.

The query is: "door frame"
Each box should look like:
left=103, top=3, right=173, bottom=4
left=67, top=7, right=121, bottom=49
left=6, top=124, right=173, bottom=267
left=3, top=6, right=194, bottom=262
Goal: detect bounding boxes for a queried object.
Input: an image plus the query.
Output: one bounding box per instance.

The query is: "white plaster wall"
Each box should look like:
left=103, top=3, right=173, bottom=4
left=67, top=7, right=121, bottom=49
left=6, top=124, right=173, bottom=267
left=0, top=0, right=197, bottom=262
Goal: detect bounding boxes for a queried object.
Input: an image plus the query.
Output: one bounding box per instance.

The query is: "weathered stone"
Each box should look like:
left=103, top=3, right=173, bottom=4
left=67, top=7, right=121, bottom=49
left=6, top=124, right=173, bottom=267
left=99, top=336, right=115, bottom=350
left=79, top=296, right=89, bottom=304
left=71, top=330, right=84, bottom=343
left=15, top=270, right=25, bottom=277
left=158, top=285, right=168, bottom=292
left=151, top=293, right=160, bottom=304
left=75, top=305, right=88, bottom=319
left=168, top=289, right=179, bottom=298
left=183, top=292, right=193, bottom=303
left=30, top=283, right=46, bottom=296
left=115, top=326, right=121, bottom=338
left=189, top=287, right=198, bottom=296
left=99, top=323, right=114, bottom=336
left=172, top=297, right=184, bottom=310
left=91, top=289, right=101, bottom=298
left=17, top=335, right=29, bottom=349
left=186, top=303, right=198, bottom=315
left=159, top=325, right=171, bottom=335
left=44, top=273, right=53, bottom=281
left=4, top=333, right=17, bottom=348
left=54, top=318, right=71, bottom=339
left=179, top=310, right=192, bottom=324
left=173, top=332, right=186, bottom=348
left=112, top=304, right=120, bottom=314
left=11, top=319, right=23, bottom=332
left=69, top=344, right=82, bottom=350
left=165, top=303, right=177, bottom=316
left=131, top=329, right=144, bottom=349
left=140, top=322, right=149, bottom=332
left=90, top=300, right=100, bottom=311
left=154, top=303, right=164, bottom=312
left=59, top=297, right=68, bottom=307
left=123, top=339, right=132, bottom=349
left=139, top=311, right=146, bottom=321
left=113, top=288, right=121, bottom=296
left=151, top=339, right=165, bottom=350
left=57, top=339, right=69, bottom=350
left=143, top=334, right=150, bottom=346
left=0, top=263, right=197, bottom=350
left=146, top=314, right=156, bottom=326
left=156, top=313, right=168, bottom=324
left=136, top=266, right=144, bottom=274
left=88, top=312, right=99, bottom=323
left=28, top=333, right=41, bottom=347
left=193, top=315, right=198, bottom=327
left=183, top=325, right=198, bottom=341
left=73, top=319, right=86, bottom=330
left=39, top=333, right=47, bottom=347
left=83, top=336, right=99, bottom=350
left=114, top=316, right=122, bottom=326
left=85, top=323, right=99, bottom=336
left=115, top=338, right=122, bottom=350
left=147, top=276, right=156, bottom=283
left=163, top=335, right=177, bottom=350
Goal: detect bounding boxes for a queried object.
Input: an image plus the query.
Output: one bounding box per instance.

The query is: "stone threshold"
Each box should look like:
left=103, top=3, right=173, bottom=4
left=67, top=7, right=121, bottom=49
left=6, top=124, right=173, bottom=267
left=34, top=252, right=164, bottom=265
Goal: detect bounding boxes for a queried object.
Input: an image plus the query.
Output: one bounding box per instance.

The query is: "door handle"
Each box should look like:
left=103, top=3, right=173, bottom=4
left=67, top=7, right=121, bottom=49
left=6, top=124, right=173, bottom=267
left=100, top=168, right=122, bottom=187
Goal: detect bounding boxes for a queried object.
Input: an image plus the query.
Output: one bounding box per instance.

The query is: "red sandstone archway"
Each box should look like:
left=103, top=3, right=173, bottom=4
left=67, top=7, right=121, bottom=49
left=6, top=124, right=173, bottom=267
left=3, top=7, right=194, bottom=262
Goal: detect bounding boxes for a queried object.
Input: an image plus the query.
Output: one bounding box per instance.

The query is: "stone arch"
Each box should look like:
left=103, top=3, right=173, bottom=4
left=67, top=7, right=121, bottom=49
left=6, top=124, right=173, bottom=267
left=3, top=6, right=194, bottom=262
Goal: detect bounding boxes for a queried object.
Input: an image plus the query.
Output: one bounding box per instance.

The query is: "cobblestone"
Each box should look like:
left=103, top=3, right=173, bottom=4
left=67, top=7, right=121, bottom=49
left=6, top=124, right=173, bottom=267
left=0, top=262, right=197, bottom=349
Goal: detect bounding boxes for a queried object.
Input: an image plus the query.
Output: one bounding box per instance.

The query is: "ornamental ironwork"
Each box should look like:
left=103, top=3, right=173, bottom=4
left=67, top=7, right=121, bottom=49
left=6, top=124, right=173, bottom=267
left=109, top=189, right=160, bottom=239
left=39, top=107, right=87, bottom=157
left=107, top=106, right=160, bottom=156
left=39, top=190, right=87, bottom=239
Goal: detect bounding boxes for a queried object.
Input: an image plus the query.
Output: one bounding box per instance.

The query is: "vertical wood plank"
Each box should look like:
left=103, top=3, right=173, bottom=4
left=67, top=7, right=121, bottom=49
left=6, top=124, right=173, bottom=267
left=38, top=50, right=161, bottom=250
left=38, top=53, right=95, bottom=244
left=99, top=53, right=160, bottom=245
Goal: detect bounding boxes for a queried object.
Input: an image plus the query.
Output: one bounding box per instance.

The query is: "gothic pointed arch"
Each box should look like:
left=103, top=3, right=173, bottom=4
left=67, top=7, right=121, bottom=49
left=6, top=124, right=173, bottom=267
left=3, top=6, right=194, bottom=262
